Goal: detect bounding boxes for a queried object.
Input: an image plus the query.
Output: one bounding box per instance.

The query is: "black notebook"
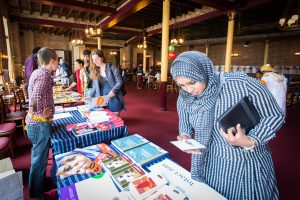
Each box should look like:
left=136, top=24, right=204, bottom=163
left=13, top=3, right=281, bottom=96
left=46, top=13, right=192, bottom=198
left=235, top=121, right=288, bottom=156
left=217, top=96, right=260, bottom=134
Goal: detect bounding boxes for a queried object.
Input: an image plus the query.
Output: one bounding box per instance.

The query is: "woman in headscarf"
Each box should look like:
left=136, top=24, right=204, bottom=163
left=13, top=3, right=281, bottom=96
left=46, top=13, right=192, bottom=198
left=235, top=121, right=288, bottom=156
left=170, top=51, right=284, bottom=200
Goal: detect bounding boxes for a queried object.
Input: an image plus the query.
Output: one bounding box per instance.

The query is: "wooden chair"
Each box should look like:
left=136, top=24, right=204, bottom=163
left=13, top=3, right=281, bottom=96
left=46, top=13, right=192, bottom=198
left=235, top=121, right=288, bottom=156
left=147, top=76, right=156, bottom=90
left=166, top=80, right=178, bottom=94
left=16, top=89, right=29, bottom=111
left=0, top=94, right=26, bottom=138
left=0, top=95, right=17, bottom=159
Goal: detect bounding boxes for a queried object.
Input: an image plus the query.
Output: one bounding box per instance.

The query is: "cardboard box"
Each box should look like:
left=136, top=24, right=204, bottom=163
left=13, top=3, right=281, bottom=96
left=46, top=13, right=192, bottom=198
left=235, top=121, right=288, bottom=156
left=0, top=158, right=23, bottom=200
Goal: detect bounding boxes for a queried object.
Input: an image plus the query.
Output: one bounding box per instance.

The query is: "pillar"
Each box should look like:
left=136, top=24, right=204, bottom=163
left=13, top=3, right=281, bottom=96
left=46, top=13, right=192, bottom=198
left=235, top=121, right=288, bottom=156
left=143, top=36, right=147, bottom=73
left=97, top=37, right=102, bottom=50
left=263, top=40, right=269, bottom=65
left=160, top=0, right=170, bottom=111
left=224, top=12, right=236, bottom=72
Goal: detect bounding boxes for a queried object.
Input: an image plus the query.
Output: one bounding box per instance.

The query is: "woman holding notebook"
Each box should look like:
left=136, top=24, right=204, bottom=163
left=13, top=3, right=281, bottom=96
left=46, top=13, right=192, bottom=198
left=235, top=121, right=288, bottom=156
left=170, top=51, right=284, bottom=200
left=89, top=49, right=125, bottom=116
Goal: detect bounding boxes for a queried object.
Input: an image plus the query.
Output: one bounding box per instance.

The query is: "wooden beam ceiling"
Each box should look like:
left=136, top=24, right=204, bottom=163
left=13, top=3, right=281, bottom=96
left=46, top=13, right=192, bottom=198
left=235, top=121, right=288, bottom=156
left=28, top=0, right=117, bottom=15
left=99, top=0, right=154, bottom=30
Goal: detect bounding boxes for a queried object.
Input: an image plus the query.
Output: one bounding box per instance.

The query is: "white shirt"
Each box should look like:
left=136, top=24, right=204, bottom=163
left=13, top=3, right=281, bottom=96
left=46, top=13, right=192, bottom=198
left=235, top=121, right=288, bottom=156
left=262, top=72, right=287, bottom=115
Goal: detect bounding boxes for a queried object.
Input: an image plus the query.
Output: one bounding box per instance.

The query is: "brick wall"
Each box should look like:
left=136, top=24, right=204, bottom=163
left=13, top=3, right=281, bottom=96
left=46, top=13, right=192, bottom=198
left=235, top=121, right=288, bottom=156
left=175, top=37, right=300, bottom=67
left=33, top=32, right=70, bottom=51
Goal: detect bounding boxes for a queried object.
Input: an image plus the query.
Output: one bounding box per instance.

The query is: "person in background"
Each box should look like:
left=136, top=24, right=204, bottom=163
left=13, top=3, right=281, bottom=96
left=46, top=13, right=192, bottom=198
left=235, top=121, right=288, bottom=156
left=89, top=49, right=125, bottom=116
left=255, top=70, right=266, bottom=86
left=66, top=59, right=86, bottom=95
left=83, top=49, right=93, bottom=90
left=58, top=57, right=70, bottom=86
left=171, top=51, right=284, bottom=200
left=24, top=47, right=41, bottom=95
left=26, top=47, right=58, bottom=199
left=136, top=64, right=143, bottom=89
left=261, top=64, right=287, bottom=115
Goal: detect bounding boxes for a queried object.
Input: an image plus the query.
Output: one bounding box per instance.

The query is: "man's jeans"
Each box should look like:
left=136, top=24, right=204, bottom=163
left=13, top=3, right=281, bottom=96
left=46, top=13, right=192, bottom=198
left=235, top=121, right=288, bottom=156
left=27, top=122, right=52, bottom=198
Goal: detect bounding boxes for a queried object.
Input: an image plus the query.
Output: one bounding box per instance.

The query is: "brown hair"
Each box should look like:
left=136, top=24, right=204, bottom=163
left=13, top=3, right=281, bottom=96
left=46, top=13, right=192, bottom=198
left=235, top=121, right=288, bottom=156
left=90, top=49, right=105, bottom=80
left=37, top=47, right=57, bottom=66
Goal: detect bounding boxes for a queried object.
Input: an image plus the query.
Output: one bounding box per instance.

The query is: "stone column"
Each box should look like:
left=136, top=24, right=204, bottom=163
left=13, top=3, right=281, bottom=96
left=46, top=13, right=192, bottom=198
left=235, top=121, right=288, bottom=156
left=224, top=12, right=235, bottom=72
left=160, top=0, right=170, bottom=111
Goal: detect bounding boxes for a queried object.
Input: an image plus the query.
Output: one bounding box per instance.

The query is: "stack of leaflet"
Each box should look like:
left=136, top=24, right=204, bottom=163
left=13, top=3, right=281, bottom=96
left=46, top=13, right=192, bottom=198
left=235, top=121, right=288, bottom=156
left=55, top=143, right=117, bottom=179
left=111, top=134, right=168, bottom=167
left=86, top=109, right=125, bottom=129
left=102, top=154, right=145, bottom=190
left=86, top=110, right=112, bottom=124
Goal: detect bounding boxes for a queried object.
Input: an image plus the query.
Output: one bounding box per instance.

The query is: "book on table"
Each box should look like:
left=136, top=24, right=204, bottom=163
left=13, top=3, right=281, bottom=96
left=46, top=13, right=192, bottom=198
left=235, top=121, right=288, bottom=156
left=72, top=127, right=98, bottom=137
left=110, top=164, right=145, bottom=189
left=111, top=134, right=149, bottom=153
left=217, top=96, right=260, bottom=134
left=127, top=172, right=168, bottom=199
left=102, top=154, right=133, bottom=174
left=124, top=142, right=168, bottom=166
left=55, top=143, right=117, bottom=179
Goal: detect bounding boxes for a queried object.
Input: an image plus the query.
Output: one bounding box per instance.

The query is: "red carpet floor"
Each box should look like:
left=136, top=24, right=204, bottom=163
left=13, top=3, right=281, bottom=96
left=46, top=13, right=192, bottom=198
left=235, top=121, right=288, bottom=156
left=10, top=81, right=300, bottom=200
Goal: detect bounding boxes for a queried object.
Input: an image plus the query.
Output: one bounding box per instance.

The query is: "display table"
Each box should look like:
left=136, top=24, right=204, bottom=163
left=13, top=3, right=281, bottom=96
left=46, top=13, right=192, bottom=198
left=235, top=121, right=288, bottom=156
left=54, top=135, right=225, bottom=200
left=50, top=110, right=128, bottom=156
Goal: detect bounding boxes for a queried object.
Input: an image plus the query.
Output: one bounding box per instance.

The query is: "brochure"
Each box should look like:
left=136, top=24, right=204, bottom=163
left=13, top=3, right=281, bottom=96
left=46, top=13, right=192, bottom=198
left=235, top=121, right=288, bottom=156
left=55, top=143, right=116, bottom=179
left=171, top=139, right=206, bottom=151
left=111, top=134, right=149, bottom=152
left=128, top=172, right=168, bottom=199
left=102, top=154, right=133, bottom=174
left=111, top=164, right=145, bottom=189
left=124, top=142, right=168, bottom=166
left=148, top=158, right=226, bottom=200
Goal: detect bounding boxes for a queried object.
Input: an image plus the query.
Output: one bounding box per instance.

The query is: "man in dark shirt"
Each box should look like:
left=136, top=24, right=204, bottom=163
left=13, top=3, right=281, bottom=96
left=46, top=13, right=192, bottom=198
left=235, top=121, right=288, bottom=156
left=83, top=49, right=92, bottom=89
left=24, top=47, right=41, bottom=95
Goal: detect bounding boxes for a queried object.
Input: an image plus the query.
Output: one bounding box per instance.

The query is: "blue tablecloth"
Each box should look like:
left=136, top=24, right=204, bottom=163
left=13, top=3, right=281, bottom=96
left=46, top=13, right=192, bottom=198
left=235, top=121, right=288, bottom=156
left=50, top=110, right=128, bottom=156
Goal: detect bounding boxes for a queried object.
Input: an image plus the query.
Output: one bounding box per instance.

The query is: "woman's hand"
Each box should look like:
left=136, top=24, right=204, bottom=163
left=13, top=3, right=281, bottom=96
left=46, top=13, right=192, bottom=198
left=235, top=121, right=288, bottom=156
left=220, top=124, right=255, bottom=148
left=177, top=134, right=202, bottom=154
left=108, top=91, right=115, bottom=98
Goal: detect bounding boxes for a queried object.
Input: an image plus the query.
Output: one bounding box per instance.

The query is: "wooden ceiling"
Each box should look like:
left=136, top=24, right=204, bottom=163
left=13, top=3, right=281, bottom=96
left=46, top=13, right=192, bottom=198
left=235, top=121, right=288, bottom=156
left=7, top=0, right=300, bottom=47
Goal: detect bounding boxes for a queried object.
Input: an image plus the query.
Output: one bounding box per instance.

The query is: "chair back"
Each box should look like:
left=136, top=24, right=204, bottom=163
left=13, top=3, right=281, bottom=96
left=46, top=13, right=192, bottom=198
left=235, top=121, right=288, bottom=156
left=0, top=94, right=5, bottom=123
left=16, top=89, right=26, bottom=110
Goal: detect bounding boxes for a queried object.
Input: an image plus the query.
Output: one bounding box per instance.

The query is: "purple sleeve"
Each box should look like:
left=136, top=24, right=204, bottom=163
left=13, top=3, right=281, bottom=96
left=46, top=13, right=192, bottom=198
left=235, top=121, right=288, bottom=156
left=25, top=56, right=38, bottom=83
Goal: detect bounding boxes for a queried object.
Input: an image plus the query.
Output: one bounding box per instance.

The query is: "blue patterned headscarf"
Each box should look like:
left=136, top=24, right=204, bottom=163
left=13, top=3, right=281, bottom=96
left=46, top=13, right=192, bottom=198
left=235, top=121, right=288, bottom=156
left=171, top=51, right=220, bottom=182
left=171, top=51, right=219, bottom=112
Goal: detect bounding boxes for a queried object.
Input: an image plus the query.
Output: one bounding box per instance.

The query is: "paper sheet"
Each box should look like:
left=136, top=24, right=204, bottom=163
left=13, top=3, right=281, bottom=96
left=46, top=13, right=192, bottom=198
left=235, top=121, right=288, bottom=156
left=53, top=112, right=73, bottom=120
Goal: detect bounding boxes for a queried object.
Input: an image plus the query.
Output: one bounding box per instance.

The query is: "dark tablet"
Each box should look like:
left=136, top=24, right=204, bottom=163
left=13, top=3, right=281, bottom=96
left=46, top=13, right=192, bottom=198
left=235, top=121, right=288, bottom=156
left=218, top=96, right=260, bottom=134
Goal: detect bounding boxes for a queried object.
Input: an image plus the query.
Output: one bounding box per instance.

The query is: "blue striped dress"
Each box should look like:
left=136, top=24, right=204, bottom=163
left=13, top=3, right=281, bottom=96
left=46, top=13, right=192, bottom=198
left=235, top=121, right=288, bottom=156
left=178, top=72, right=284, bottom=200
